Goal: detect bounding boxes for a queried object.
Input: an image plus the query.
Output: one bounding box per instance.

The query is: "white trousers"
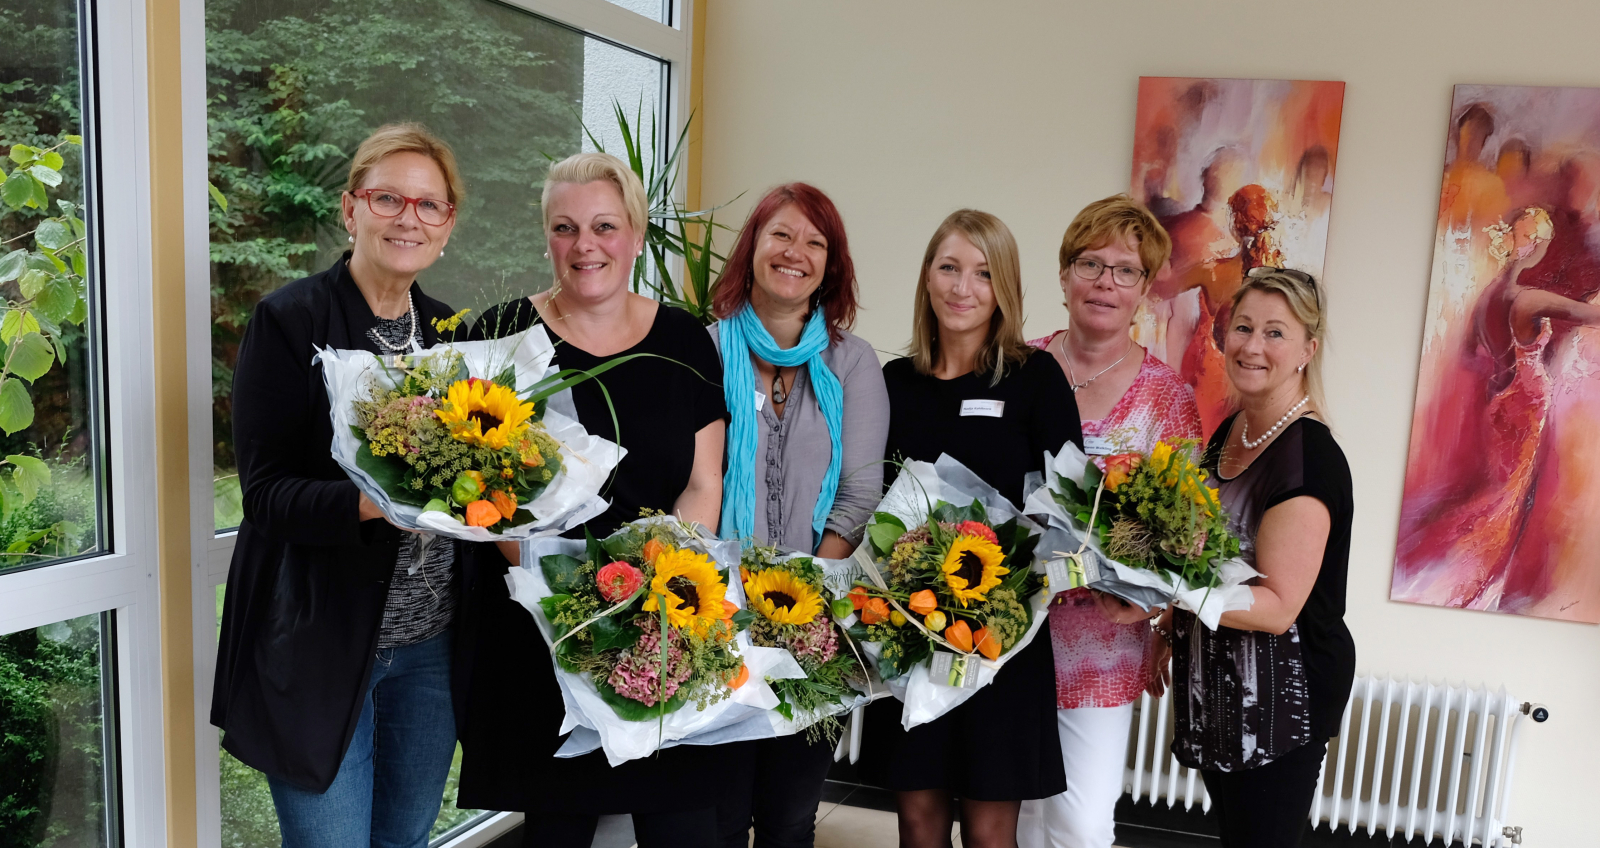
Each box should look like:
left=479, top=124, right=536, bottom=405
left=1017, top=702, right=1135, bottom=848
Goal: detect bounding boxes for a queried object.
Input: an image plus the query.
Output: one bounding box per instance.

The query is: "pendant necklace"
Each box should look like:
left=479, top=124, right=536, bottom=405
left=1059, top=330, right=1132, bottom=392
left=1240, top=395, right=1310, bottom=450
left=771, top=370, right=789, bottom=405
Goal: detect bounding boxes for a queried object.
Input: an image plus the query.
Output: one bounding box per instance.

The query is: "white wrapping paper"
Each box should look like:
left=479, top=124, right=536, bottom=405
left=1023, top=442, right=1259, bottom=629
left=316, top=326, right=625, bottom=542
left=855, top=455, right=1052, bottom=731
left=505, top=516, right=803, bottom=765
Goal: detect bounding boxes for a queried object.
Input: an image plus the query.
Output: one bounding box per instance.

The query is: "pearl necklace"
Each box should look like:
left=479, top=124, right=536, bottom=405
left=1240, top=395, right=1310, bottom=450
left=1058, top=330, right=1133, bottom=392
left=368, top=291, right=418, bottom=355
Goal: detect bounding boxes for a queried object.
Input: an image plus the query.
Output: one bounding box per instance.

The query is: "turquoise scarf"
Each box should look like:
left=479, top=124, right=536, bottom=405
left=719, top=305, right=843, bottom=549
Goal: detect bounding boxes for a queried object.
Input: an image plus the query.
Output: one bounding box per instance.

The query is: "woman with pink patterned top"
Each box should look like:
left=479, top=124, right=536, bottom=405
left=1018, top=196, right=1201, bottom=848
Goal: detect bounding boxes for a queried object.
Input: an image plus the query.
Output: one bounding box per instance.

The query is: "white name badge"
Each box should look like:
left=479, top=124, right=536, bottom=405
left=755, top=390, right=766, bottom=412
left=1083, top=436, right=1114, bottom=456
left=959, top=399, right=1005, bottom=418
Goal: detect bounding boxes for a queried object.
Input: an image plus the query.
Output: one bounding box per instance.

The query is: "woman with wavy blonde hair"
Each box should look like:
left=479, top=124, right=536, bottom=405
left=861, top=209, right=1081, bottom=848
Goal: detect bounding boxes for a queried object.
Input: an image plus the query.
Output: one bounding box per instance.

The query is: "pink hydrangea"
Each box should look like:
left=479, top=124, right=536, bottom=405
left=785, top=619, right=839, bottom=667
left=607, top=619, right=693, bottom=706
left=596, top=561, right=645, bottom=602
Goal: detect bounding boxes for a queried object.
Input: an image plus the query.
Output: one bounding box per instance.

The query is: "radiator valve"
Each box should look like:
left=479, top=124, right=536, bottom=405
left=1502, top=825, right=1523, bottom=844
left=1520, top=702, right=1549, bottom=722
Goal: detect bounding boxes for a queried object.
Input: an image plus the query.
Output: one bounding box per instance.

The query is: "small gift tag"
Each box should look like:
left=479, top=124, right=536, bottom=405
left=929, top=650, right=982, bottom=689
left=1045, top=553, right=1099, bottom=592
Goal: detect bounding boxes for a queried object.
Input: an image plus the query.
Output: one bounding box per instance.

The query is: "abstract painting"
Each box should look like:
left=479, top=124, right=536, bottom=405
left=1129, top=76, right=1346, bottom=436
left=1393, top=85, right=1600, bottom=623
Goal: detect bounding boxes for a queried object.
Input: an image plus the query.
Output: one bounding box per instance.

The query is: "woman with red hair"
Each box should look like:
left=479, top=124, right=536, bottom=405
left=710, top=183, right=890, bottom=848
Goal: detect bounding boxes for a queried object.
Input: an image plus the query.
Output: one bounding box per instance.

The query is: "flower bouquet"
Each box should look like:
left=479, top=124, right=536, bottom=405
left=317, top=326, right=625, bottom=541
left=1023, top=439, right=1258, bottom=628
left=846, top=455, right=1051, bottom=729
left=506, top=514, right=809, bottom=765
left=736, top=545, right=875, bottom=743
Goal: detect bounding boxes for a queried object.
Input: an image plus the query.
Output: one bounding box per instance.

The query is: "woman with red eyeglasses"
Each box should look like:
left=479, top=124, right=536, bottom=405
left=212, top=122, right=475, bottom=848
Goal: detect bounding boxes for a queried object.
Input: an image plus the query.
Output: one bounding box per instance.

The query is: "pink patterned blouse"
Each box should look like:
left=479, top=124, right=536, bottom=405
left=1028, top=331, right=1203, bottom=709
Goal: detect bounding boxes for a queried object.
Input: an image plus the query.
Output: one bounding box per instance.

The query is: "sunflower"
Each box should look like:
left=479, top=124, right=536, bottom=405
left=643, top=546, right=730, bottom=636
left=940, top=534, right=1008, bottom=606
left=435, top=379, right=534, bottom=451
left=744, top=569, right=824, bottom=626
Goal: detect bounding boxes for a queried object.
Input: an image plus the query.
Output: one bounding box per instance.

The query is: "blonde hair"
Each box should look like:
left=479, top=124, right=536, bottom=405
left=1231, top=268, right=1329, bottom=417
left=1058, top=194, right=1172, bottom=287
left=1485, top=206, right=1553, bottom=268
left=910, top=209, right=1032, bottom=386
left=541, top=151, right=649, bottom=236
left=346, top=123, right=465, bottom=205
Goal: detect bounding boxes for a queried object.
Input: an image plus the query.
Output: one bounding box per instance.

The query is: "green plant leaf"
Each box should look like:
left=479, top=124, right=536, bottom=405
left=350, top=440, right=428, bottom=506
left=39, top=152, right=64, bottom=171
left=594, top=679, right=684, bottom=721
left=6, top=454, right=49, bottom=504
left=34, top=220, right=71, bottom=251
left=868, top=512, right=908, bottom=557
left=540, top=553, right=586, bottom=595
left=0, top=310, right=41, bottom=345
left=29, top=166, right=62, bottom=188
left=588, top=616, right=641, bottom=653
left=0, top=379, right=34, bottom=435
left=28, top=176, right=47, bottom=210
left=1, top=171, right=32, bottom=208
left=63, top=135, right=82, bottom=145
left=18, top=269, right=50, bottom=299
left=8, top=333, right=54, bottom=383
left=208, top=181, right=229, bottom=212
left=66, top=291, right=87, bottom=325
left=35, top=276, right=78, bottom=324
left=0, top=250, right=24, bottom=283
left=8, top=145, right=32, bottom=166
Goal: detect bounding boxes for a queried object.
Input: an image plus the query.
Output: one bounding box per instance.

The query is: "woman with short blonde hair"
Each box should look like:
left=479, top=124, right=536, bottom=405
left=862, top=209, right=1081, bottom=848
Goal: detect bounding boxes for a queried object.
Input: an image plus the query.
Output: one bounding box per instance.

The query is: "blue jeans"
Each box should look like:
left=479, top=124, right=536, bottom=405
left=269, top=631, right=457, bottom=848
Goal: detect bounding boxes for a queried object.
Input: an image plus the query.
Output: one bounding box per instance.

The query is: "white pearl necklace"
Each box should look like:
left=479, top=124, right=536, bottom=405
left=1240, top=395, right=1309, bottom=450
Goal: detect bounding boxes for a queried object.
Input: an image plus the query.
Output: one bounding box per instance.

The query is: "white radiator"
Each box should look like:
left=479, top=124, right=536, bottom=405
left=1124, top=674, right=1543, bottom=847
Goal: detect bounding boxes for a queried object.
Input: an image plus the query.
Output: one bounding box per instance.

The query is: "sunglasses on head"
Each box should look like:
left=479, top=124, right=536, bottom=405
left=1246, top=265, right=1321, bottom=304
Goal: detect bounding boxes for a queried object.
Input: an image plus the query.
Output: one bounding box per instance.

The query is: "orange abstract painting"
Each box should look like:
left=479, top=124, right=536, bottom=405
left=1393, top=85, right=1600, bottom=623
left=1128, top=77, right=1345, bottom=437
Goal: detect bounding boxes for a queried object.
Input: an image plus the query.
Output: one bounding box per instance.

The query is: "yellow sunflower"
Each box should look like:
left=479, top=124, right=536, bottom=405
left=744, top=569, right=824, bottom=626
left=940, top=535, right=1008, bottom=607
left=435, top=379, right=534, bottom=451
left=643, top=546, right=730, bottom=637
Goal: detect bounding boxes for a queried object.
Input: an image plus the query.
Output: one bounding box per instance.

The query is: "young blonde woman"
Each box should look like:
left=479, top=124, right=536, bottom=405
left=1018, top=195, right=1201, bottom=848
left=861, top=209, right=1081, bottom=848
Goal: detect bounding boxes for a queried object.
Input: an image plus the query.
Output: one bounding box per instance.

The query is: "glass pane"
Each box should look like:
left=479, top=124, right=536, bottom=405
left=214, top=584, right=486, bottom=845
left=0, top=613, right=115, bottom=847
left=207, top=0, right=668, bottom=532
left=0, top=0, right=108, bottom=572
left=601, top=0, right=670, bottom=25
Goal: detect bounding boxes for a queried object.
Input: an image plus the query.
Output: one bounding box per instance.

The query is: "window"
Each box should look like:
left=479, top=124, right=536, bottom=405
left=197, top=0, right=687, bottom=843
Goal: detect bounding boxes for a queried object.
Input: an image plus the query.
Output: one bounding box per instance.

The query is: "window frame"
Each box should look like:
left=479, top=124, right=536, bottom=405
left=0, top=0, right=172, bottom=844
left=180, top=0, right=695, bottom=844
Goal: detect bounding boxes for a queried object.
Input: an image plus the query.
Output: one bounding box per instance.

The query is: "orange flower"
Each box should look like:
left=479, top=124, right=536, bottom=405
left=972, top=627, right=1001, bottom=660
left=860, top=597, right=891, bottom=625
left=721, top=599, right=739, bottom=619
left=465, top=500, right=501, bottom=527
left=944, top=620, right=974, bottom=653
left=1102, top=453, right=1142, bottom=491
left=848, top=586, right=870, bottom=611
left=641, top=538, right=667, bottom=565
left=489, top=489, right=518, bottom=520
left=908, top=589, right=938, bottom=615
left=727, top=662, right=750, bottom=689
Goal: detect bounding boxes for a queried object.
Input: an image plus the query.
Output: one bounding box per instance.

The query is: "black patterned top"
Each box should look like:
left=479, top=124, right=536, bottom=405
left=1171, top=415, right=1355, bottom=772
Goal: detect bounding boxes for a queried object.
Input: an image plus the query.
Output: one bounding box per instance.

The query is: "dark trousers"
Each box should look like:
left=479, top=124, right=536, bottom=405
left=717, top=734, right=837, bottom=848
left=1201, top=739, right=1328, bottom=848
left=524, top=807, right=717, bottom=848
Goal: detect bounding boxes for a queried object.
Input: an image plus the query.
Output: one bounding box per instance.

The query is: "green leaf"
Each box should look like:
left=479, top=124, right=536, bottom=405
left=0, top=310, right=40, bottom=345
left=6, top=454, right=49, bottom=504
left=8, top=145, right=31, bottom=166
left=350, top=439, right=428, bottom=506
left=540, top=553, right=586, bottom=595
left=35, top=276, right=77, bottom=324
left=27, top=176, right=47, bottom=210
left=29, top=166, right=62, bottom=188
left=208, top=181, right=229, bottom=212
left=63, top=135, right=82, bottom=146
left=0, top=250, right=24, bottom=283
left=588, top=616, right=641, bottom=653
left=70, top=250, right=85, bottom=280
left=1, top=172, right=32, bottom=208
left=730, top=608, right=756, bottom=631
left=868, top=512, right=908, bottom=557
left=0, top=379, right=34, bottom=435
left=39, top=152, right=63, bottom=171
left=18, top=269, right=50, bottom=299
left=594, top=679, right=684, bottom=721
left=34, top=220, right=71, bottom=251
left=66, top=294, right=87, bottom=326
left=8, top=333, right=53, bottom=383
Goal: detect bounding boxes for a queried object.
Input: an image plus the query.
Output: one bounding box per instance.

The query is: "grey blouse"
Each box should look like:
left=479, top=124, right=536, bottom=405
left=710, top=325, right=891, bottom=553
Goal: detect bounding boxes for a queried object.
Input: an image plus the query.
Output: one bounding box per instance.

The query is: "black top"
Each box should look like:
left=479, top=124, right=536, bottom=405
left=455, top=297, right=731, bottom=815
left=882, top=349, right=1083, bottom=506
left=1171, top=415, right=1356, bottom=772
left=210, top=255, right=474, bottom=792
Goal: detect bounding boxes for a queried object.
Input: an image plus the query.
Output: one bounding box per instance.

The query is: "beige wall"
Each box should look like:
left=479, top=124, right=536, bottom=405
left=700, top=0, right=1600, bottom=843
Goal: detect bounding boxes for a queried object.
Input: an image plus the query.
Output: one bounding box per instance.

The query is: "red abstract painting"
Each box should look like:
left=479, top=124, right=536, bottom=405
left=1128, top=76, right=1345, bottom=437
left=1393, top=85, right=1600, bottom=623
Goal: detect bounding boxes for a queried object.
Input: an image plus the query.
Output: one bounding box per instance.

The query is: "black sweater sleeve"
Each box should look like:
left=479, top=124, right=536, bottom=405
left=232, top=292, right=364, bottom=546
left=1024, top=349, right=1084, bottom=456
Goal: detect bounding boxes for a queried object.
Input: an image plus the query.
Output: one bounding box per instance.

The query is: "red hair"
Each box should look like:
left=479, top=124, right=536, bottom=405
left=711, top=183, right=858, bottom=340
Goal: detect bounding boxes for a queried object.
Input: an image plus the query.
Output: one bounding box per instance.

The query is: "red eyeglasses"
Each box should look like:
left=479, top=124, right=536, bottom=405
left=350, top=188, right=456, bottom=226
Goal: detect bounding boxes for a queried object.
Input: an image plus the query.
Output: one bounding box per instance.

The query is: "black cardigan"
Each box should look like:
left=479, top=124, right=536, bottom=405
left=209, top=255, right=475, bottom=792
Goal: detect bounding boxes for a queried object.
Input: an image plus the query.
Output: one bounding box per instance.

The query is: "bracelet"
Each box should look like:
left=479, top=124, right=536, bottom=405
left=1150, top=622, right=1173, bottom=642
